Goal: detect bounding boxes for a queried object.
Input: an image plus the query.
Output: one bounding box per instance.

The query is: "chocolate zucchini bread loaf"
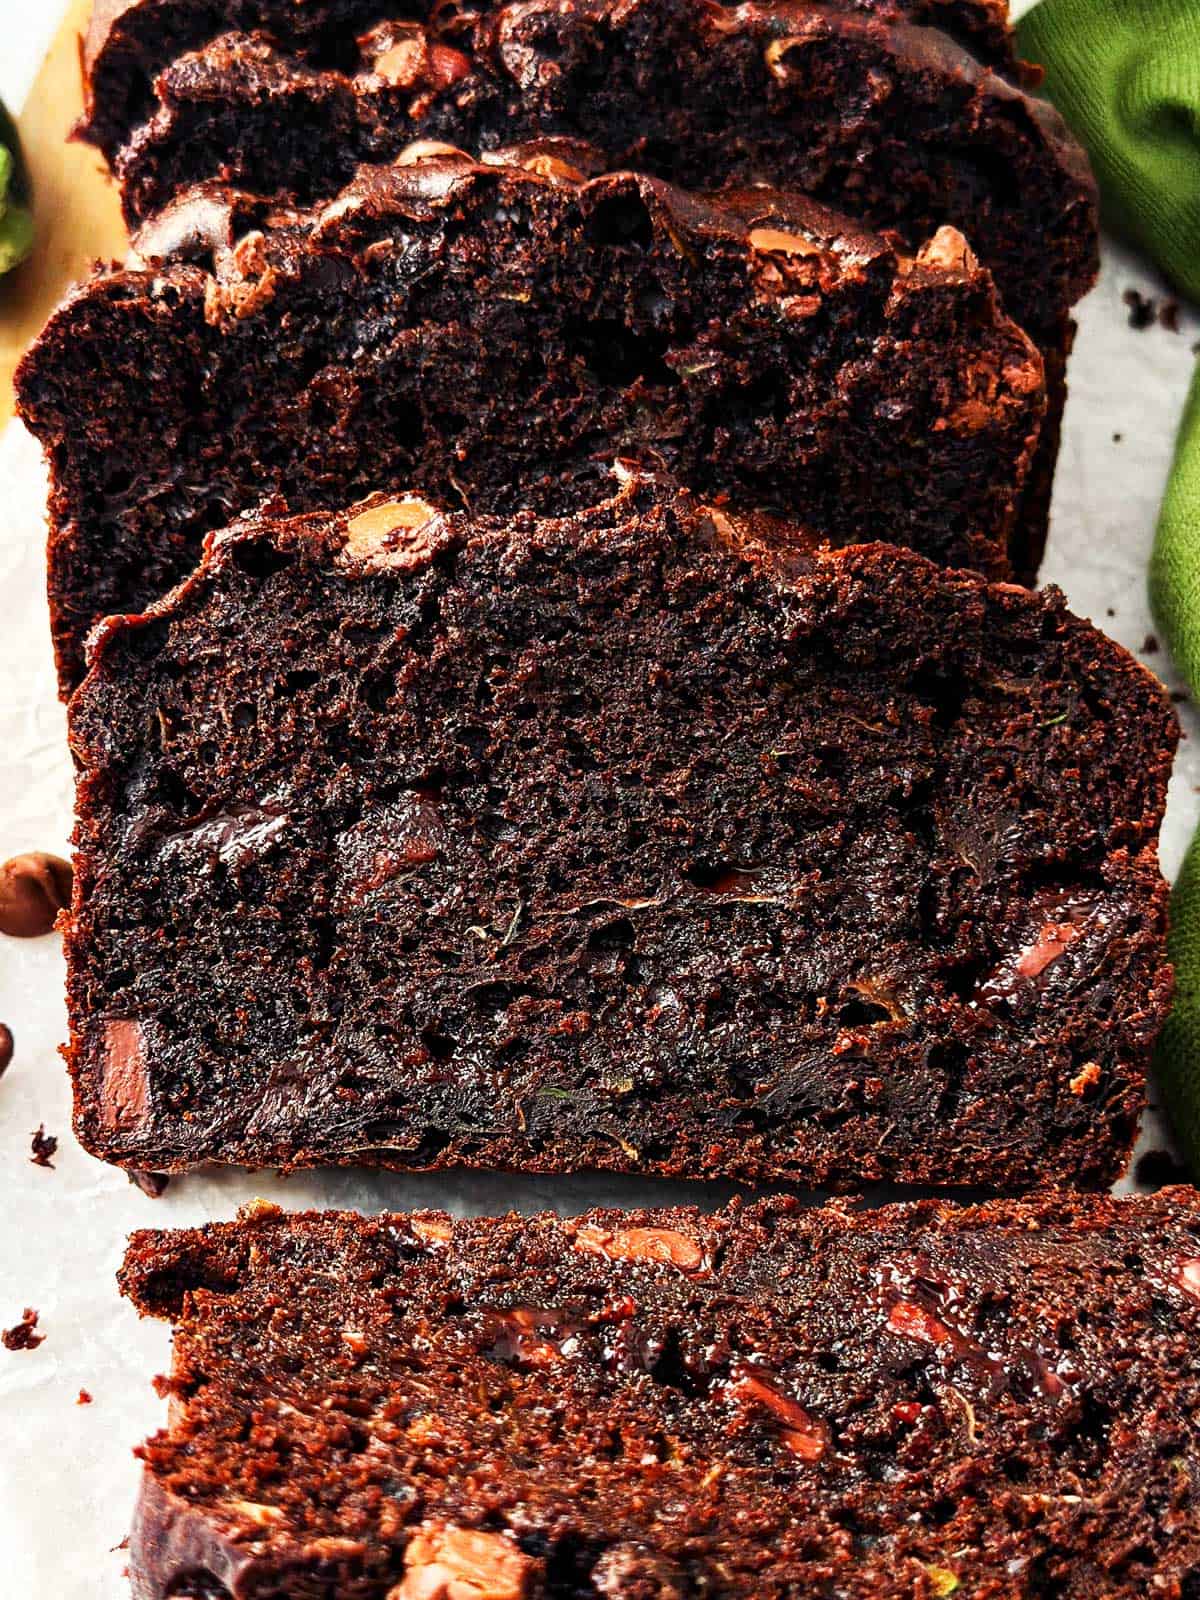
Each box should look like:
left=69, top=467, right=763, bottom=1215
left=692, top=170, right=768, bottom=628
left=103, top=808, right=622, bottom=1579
left=18, top=146, right=1045, bottom=694
left=121, top=1190, right=1200, bottom=1598
left=67, top=477, right=1174, bottom=1186
left=75, top=0, right=1095, bottom=579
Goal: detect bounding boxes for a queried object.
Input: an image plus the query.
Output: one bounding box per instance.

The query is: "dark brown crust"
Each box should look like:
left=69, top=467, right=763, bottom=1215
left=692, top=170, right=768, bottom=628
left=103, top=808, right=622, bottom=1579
left=122, top=1189, right=1200, bottom=1599
left=65, top=478, right=1174, bottom=1187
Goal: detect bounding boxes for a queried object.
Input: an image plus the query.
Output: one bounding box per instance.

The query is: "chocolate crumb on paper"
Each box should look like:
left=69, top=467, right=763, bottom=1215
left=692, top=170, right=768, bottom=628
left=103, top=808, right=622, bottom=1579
left=1123, top=288, right=1156, bottom=329
left=0, top=1023, right=12, bottom=1079
left=3, top=1308, right=44, bottom=1351
left=30, top=1126, right=58, bottom=1168
left=128, top=1170, right=170, bottom=1198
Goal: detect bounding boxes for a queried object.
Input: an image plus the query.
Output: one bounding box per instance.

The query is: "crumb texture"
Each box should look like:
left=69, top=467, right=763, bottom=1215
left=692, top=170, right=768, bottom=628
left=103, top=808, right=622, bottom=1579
left=122, top=1191, right=1200, bottom=1599
left=66, top=481, right=1175, bottom=1187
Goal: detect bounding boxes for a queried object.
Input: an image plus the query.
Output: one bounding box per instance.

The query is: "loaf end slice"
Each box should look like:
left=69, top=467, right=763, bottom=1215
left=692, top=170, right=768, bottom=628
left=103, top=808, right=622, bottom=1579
left=121, top=1189, right=1200, bottom=1599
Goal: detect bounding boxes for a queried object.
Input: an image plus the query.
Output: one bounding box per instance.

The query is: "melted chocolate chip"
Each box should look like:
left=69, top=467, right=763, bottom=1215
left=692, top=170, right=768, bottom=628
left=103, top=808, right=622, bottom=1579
left=878, top=1257, right=1076, bottom=1405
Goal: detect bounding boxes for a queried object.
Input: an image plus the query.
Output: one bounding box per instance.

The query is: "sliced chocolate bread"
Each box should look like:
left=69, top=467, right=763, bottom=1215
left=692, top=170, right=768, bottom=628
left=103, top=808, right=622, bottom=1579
left=82, top=0, right=1092, bottom=344
left=76, top=0, right=1095, bottom=580
left=78, top=0, right=1019, bottom=170
left=67, top=477, right=1174, bottom=1187
left=18, top=147, right=1045, bottom=695
left=121, top=1190, right=1200, bottom=1599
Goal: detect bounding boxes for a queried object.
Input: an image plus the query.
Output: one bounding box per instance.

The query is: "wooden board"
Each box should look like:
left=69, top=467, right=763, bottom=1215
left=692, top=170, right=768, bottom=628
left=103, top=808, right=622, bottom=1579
left=0, top=0, right=128, bottom=425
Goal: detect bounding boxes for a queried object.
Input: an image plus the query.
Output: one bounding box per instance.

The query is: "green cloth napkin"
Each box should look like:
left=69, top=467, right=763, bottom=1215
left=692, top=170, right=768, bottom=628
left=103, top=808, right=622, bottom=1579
left=1017, top=0, right=1200, bottom=1169
left=1150, top=365, right=1200, bottom=1172
left=0, top=101, right=33, bottom=277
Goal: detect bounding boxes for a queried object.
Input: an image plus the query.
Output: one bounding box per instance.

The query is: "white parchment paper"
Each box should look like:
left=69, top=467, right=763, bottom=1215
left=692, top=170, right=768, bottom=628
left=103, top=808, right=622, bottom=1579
left=0, top=230, right=1197, bottom=1595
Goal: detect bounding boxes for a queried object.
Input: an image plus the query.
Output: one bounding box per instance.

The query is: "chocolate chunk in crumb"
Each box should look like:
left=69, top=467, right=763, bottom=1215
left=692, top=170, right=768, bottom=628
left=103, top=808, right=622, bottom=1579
left=100, top=1019, right=150, bottom=1131
left=0, top=852, right=73, bottom=937
left=3, top=1309, right=44, bottom=1351
left=0, top=1023, right=12, bottom=1079
left=30, top=1125, right=58, bottom=1168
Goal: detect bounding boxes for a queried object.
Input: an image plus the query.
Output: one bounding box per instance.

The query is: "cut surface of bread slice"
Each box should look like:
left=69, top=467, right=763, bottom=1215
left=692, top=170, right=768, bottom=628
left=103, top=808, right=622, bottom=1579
left=67, top=476, right=1174, bottom=1187
left=79, top=0, right=1094, bottom=348
left=121, top=1189, right=1200, bottom=1599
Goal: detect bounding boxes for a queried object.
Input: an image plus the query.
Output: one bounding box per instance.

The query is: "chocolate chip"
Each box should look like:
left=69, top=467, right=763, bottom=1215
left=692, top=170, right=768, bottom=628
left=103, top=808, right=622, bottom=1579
left=0, top=1023, right=12, bottom=1079
left=100, top=1019, right=149, bottom=1130
left=30, top=1125, right=57, bottom=1168
left=0, top=852, right=72, bottom=938
left=2, top=1309, right=44, bottom=1351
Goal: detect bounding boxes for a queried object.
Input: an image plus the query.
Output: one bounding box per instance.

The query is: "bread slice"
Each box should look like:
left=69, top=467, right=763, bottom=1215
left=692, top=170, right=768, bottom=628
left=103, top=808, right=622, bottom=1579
left=76, top=0, right=1093, bottom=580
left=18, top=146, right=1044, bottom=694
left=79, top=0, right=1094, bottom=345
left=66, top=476, right=1173, bottom=1187
left=79, top=0, right=1019, bottom=168
left=120, top=1189, right=1200, bottom=1598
